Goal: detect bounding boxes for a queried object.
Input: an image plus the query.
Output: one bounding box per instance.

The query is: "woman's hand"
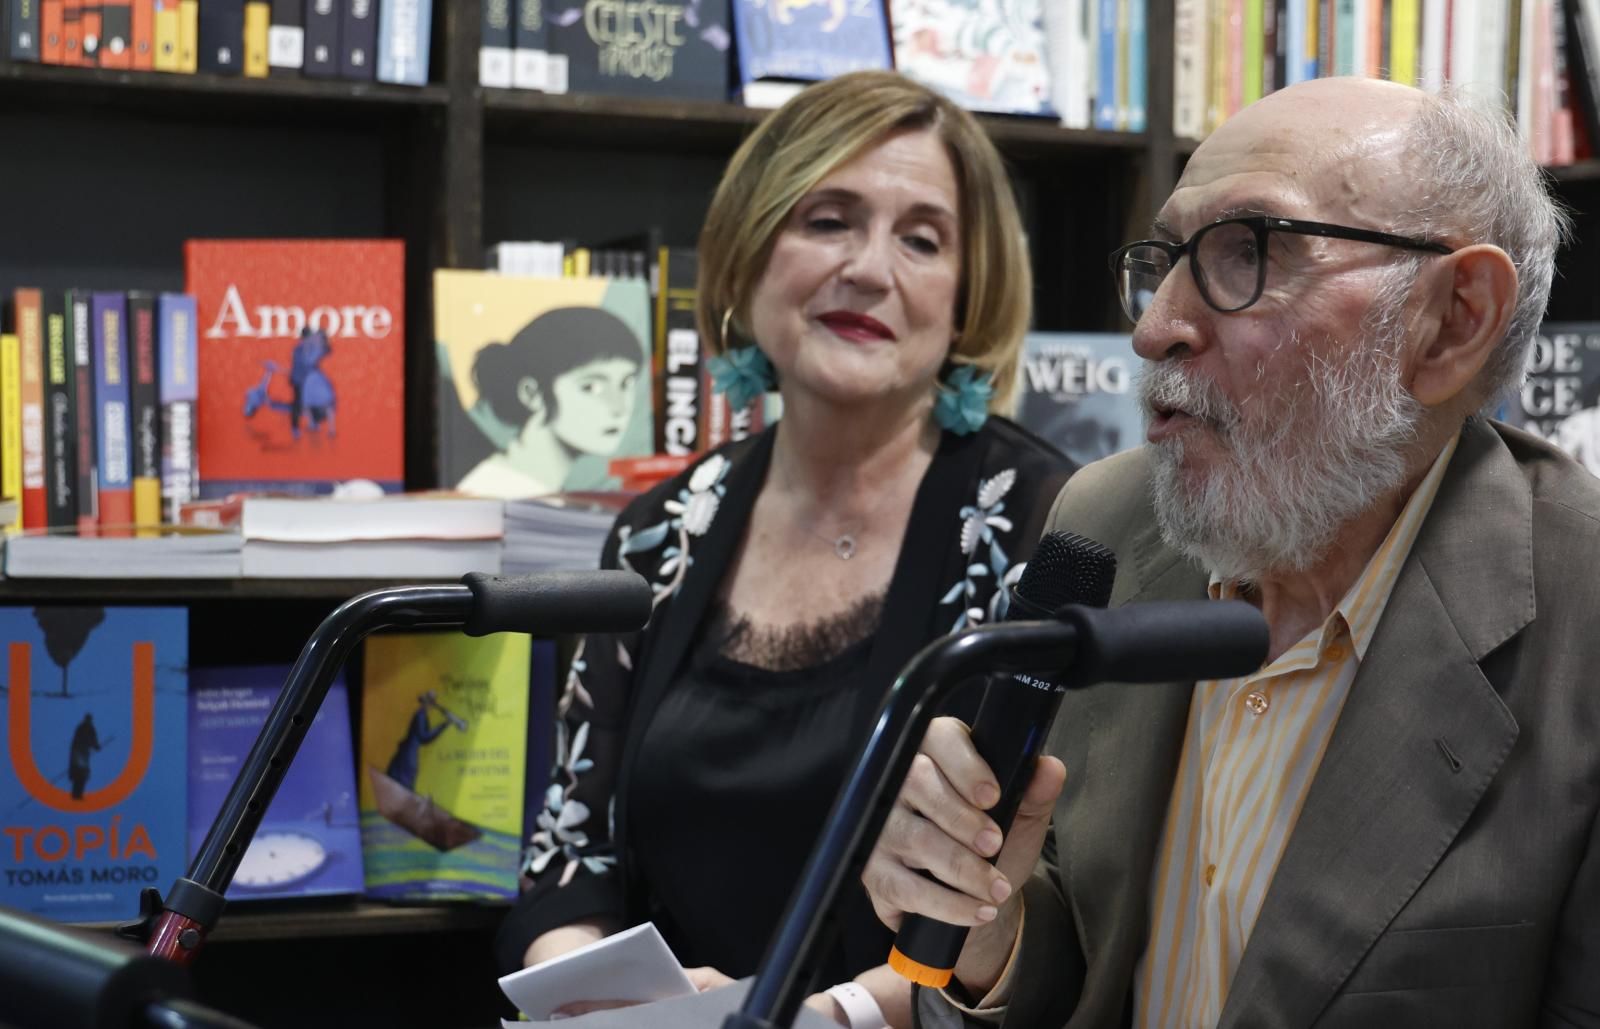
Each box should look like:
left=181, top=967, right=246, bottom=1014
left=523, top=917, right=618, bottom=968
left=550, top=965, right=736, bottom=1019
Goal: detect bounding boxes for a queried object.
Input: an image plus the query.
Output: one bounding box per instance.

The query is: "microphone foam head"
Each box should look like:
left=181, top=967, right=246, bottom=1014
left=1017, top=532, right=1117, bottom=611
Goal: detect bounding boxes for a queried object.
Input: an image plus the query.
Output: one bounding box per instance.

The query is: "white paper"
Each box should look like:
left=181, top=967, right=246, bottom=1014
left=497, top=922, right=696, bottom=1022
left=500, top=979, right=843, bottom=1028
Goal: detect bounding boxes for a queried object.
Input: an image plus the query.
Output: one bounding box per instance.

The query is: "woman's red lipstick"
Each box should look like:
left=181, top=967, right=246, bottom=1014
left=819, top=310, right=896, bottom=342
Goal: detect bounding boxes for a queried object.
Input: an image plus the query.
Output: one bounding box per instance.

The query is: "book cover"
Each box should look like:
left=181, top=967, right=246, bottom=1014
left=548, top=0, right=731, bottom=100
left=91, top=292, right=133, bottom=538
left=890, top=0, right=1055, bottom=116
left=41, top=0, right=60, bottom=62
left=69, top=290, right=99, bottom=538
left=185, top=239, right=405, bottom=497
left=1, top=334, right=21, bottom=534
left=126, top=293, right=161, bottom=537
left=434, top=269, right=653, bottom=497
left=359, top=631, right=531, bottom=901
left=176, top=0, right=196, bottom=71
left=654, top=247, right=702, bottom=456
left=14, top=288, right=47, bottom=531
left=157, top=293, right=198, bottom=525
left=98, top=0, right=132, bottom=66
left=9, top=0, right=41, bottom=60
left=339, top=0, right=376, bottom=78
left=512, top=0, right=548, bottom=90
left=1012, top=332, right=1141, bottom=466
left=130, top=0, right=153, bottom=67
left=302, top=0, right=339, bottom=76
left=151, top=0, right=177, bottom=68
left=197, top=0, right=245, bottom=74
left=1502, top=321, right=1600, bottom=476
left=267, top=0, right=304, bottom=74
left=376, top=0, right=431, bottom=84
left=62, top=0, right=83, bottom=64
left=42, top=291, right=76, bottom=531
left=0, top=606, right=189, bottom=924
left=481, top=0, right=513, bottom=86
left=731, top=0, right=890, bottom=90
left=243, top=0, right=270, bottom=74
left=188, top=666, right=363, bottom=900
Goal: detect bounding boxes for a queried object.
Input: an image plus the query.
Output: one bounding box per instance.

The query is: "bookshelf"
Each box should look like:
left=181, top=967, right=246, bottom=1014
left=3, top=0, right=1597, bottom=1025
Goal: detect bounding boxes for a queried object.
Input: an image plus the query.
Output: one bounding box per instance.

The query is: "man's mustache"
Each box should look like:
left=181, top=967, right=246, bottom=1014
left=1137, top=363, right=1241, bottom=432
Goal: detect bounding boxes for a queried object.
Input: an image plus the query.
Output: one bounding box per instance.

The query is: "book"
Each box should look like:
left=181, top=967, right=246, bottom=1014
left=653, top=247, right=702, bottom=457
left=130, top=0, right=153, bottom=67
left=197, top=0, right=245, bottom=73
left=0, top=606, right=188, bottom=924
left=267, top=0, right=304, bottom=73
left=91, top=292, right=133, bottom=538
left=97, top=0, right=132, bottom=66
left=434, top=269, right=654, bottom=497
left=1, top=334, right=21, bottom=534
left=339, top=0, right=376, bottom=78
left=302, top=0, right=339, bottom=76
left=14, top=288, right=47, bottom=531
left=497, top=922, right=696, bottom=1021
left=3, top=530, right=244, bottom=578
left=9, top=0, right=41, bottom=60
left=1502, top=321, right=1600, bottom=476
left=40, top=0, right=62, bottom=62
left=359, top=631, right=532, bottom=901
left=730, top=0, right=891, bottom=102
left=1012, top=332, right=1142, bottom=465
left=69, top=290, right=99, bottom=538
left=188, top=667, right=363, bottom=900
left=157, top=293, right=198, bottom=525
left=42, top=292, right=77, bottom=532
left=376, top=0, right=430, bottom=84
left=240, top=537, right=502, bottom=578
left=151, top=0, right=177, bottom=68
left=176, top=0, right=197, bottom=70
left=243, top=0, right=270, bottom=74
left=62, top=0, right=83, bottom=64
left=239, top=492, right=505, bottom=542
left=547, top=0, right=730, bottom=100
left=184, top=239, right=406, bottom=498
left=891, top=0, right=1056, bottom=116
left=480, top=0, right=513, bottom=85
left=512, top=0, right=549, bottom=90
left=126, top=293, right=162, bottom=538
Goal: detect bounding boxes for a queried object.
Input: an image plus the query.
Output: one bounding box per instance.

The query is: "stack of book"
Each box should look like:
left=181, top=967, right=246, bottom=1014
left=502, top=493, right=622, bottom=576
left=234, top=492, right=505, bottom=578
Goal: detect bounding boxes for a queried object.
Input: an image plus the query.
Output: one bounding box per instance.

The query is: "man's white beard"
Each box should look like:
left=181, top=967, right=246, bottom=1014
left=1139, top=326, right=1426, bottom=583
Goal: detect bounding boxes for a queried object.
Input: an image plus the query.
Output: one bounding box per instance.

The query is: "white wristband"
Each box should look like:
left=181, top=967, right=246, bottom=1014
left=825, top=982, right=887, bottom=1029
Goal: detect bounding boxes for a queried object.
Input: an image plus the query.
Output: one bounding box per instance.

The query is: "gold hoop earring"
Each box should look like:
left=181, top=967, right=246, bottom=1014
left=720, top=309, right=734, bottom=351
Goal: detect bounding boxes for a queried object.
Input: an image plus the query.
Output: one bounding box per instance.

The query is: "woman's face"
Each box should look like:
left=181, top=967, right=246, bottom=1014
left=527, top=356, right=638, bottom=456
left=746, top=127, right=963, bottom=414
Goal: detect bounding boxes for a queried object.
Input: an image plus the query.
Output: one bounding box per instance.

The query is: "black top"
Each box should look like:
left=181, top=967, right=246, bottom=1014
left=494, top=417, right=1076, bottom=981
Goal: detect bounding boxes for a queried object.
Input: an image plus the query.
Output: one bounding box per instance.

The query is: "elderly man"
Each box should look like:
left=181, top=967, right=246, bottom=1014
left=862, top=77, right=1600, bottom=1027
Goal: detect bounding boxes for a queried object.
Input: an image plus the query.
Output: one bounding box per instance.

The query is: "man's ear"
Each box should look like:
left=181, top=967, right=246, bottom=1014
left=1408, top=244, right=1519, bottom=408
left=516, top=376, right=547, bottom=425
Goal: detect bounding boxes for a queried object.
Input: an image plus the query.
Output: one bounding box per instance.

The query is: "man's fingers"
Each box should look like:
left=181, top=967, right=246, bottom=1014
left=922, top=717, right=1003, bottom=810
left=993, top=757, right=1066, bottom=892
left=868, top=860, right=1000, bottom=930
left=901, top=752, right=1004, bottom=857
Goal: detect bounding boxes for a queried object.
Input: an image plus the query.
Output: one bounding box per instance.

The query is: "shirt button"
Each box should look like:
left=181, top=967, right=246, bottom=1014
left=1245, top=691, right=1269, bottom=716
left=1203, top=864, right=1217, bottom=887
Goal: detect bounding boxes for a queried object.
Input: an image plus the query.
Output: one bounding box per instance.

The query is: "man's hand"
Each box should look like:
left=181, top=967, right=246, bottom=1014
left=861, top=716, right=1066, bottom=996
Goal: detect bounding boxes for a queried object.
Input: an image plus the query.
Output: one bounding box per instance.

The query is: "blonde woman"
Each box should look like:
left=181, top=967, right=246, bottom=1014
left=495, top=71, right=1076, bottom=1027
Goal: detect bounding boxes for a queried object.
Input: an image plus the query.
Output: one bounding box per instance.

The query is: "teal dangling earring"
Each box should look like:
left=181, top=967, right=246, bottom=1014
left=934, top=362, right=994, bottom=436
left=705, top=309, right=776, bottom=410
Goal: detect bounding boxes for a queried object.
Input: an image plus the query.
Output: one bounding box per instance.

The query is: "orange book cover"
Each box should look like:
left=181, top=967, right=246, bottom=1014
left=40, top=0, right=63, bottom=62
left=63, top=0, right=84, bottom=65
left=184, top=239, right=405, bottom=498
left=131, top=0, right=154, bottom=67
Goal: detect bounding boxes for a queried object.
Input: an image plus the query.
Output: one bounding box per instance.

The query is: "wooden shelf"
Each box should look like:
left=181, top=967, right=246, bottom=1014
left=0, top=577, right=463, bottom=602
left=78, top=899, right=509, bottom=943
left=483, top=88, right=1147, bottom=158
left=1547, top=160, right=1600, bottom=183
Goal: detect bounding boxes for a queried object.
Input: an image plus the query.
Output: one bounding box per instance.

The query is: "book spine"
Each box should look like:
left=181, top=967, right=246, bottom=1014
left=480, top=0, right=511, bottom=86
left=14, top=288, right=46, bottom=531
left=62, top=0, right=82, bottom=63
left=302, top=0, right=338, bottom=76
left=158, top=293, right=198, bottom=525
left=130, top=0, right=151, bottom=66
left=1128, top=0, right=1147, bottom=131
left=40, top=0, right=60, bottom=61
left=42, top=291, right=76, bottom=531
left=244, top=0, right=269, bottom=74
left=92, top=292, right=133, bottom=538
left=98, top=0, right=131, bottom=65
left=176, top=0, right=196, bottom=70
left=152, top=0, right=175, bottom=67
left=268, top=0, right=303, bottom=74
left=339, top=0, right=375, bottom=79
left=69, top=290, right=99, bottom=537
left=10, top=0, right=40, bottom=59
left=654, top=247, right=702, bottom=456
left=1, top=334, right=21, bottom=534
left=127, top=292, right=162, bottom=536
left=511, top=0, right=546, bottom=89
left=376, top=0, right=428, bottom=84
left=198, top=0, right=245, bottom=74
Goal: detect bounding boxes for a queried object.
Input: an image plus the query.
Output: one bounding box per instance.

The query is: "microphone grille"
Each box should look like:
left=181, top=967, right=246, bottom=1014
left=1017, top=531, right=1117, bottom=611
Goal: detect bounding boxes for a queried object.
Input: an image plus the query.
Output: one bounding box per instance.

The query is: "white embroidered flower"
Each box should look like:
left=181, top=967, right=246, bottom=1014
left=977, top=469, right=1016, bottom=509
left=688, top=454, right=728, bottom=494
left=960, top=511, right=988, bottom=555
left=682, top=490, right=720, bottom=535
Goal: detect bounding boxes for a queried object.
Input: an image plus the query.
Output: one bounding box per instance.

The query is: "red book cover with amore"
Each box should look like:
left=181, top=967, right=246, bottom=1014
left=185, top=239, right=405, bottom=497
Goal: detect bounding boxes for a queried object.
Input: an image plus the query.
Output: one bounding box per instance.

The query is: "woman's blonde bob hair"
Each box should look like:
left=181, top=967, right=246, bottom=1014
left=695, top=70, right=1033, bottom=414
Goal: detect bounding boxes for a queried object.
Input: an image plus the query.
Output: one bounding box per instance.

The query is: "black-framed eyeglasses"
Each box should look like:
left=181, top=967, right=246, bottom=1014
left=1108, top=216, right=1455, bottom=324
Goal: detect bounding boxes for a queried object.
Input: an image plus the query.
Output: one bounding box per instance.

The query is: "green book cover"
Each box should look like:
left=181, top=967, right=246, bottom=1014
left=359, top=631, right=531, bottom=900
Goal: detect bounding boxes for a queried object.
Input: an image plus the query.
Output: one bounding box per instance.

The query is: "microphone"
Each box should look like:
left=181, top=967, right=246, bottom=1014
left=888, top=531, right=1117, bottom=988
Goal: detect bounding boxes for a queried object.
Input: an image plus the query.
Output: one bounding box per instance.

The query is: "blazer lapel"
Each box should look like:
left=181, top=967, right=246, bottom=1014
left=1218, top=420, right=1530, bottom=1028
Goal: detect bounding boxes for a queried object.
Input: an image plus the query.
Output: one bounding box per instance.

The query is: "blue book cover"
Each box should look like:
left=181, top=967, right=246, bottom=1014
left=91, top=292, right=134, bottom=535
left=376, top=0, right=431, bottom=84
left=731, top=0, right=891, bottom=88
left=188, top=666, right=363, bottom=900
left=0, top=607, right=188, bottom=923
left=1013, top=332, right=1142, bottom=466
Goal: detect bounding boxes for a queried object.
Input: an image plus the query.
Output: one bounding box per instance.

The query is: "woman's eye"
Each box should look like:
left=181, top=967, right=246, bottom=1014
left=904, top=235, right=940, bottom=256
left=808, top=216, right=848, bottom=232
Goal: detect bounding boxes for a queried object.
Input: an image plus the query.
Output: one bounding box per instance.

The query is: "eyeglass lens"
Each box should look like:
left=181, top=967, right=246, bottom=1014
left=1118, top=220, right=1266, bottom=323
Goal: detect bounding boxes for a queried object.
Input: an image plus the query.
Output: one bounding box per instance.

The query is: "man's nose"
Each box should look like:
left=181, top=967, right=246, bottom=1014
left=1131, top=261, right=1210, bottom=363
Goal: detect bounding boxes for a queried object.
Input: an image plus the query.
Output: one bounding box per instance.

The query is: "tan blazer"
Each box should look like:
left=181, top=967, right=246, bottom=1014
left=921, top=419, right=1600, bottom=1028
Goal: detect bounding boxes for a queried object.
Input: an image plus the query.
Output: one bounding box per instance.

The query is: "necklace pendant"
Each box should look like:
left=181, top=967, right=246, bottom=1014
left=834, top=535, right=857, bottom=560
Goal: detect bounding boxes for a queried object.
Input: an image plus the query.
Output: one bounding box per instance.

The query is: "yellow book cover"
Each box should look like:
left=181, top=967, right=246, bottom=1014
left=176, top=0, right=197, bottom=72
left=1, top=334, right=21, bottom=534
left=359, top=631, right=531, bottom=900
left=1244, top=0, right=1264, bottom=104
left=243, top=1, right=269, bottom=76
left=152, top=0, right=179, bottom=70
left=1390, top=0, right=1419, bottom=85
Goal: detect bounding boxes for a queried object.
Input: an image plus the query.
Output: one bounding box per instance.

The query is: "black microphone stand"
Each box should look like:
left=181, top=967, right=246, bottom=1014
left=724, top=618, right=1079, bottom=1029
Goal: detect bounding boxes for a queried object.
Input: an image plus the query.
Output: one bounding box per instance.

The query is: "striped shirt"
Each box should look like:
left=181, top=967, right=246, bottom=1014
left=1133, top=434, right=1460, bottom=1028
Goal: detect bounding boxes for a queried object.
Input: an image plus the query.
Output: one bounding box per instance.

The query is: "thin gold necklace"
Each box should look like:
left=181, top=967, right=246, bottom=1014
left=778, top=458, right=906, bottom=561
